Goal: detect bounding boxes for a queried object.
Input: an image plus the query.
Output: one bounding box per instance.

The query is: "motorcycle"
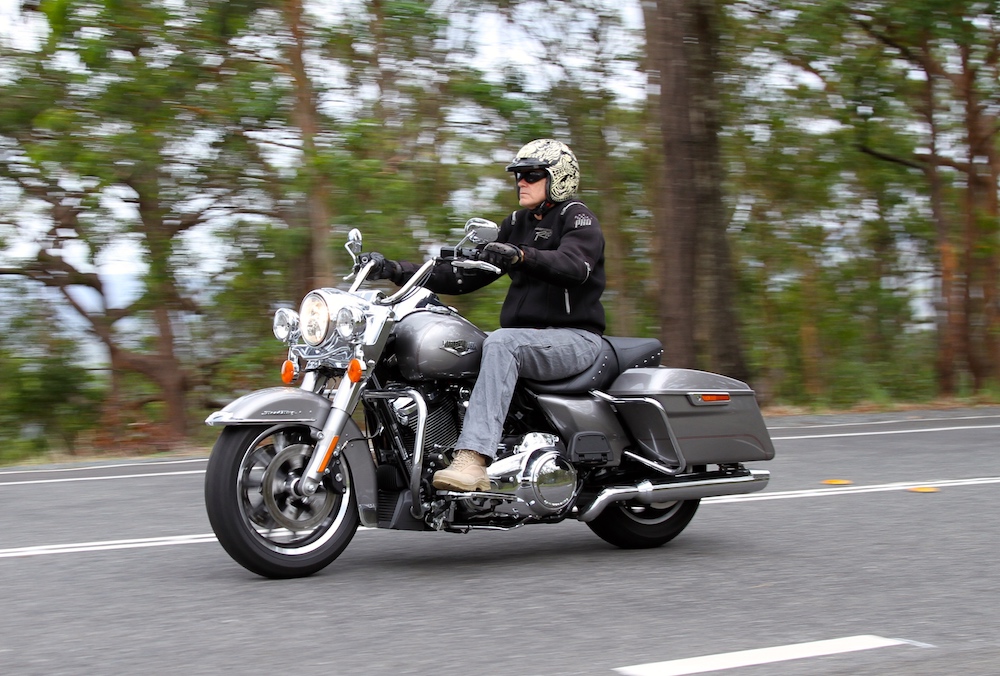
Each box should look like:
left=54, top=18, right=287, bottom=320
left=204, top=219, right=775, bottom=578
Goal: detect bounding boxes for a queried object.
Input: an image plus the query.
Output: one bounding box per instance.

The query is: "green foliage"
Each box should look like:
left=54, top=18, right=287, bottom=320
left=0, top=284, right=105, bottom=463
left=6, top=0, right=996, bottom=457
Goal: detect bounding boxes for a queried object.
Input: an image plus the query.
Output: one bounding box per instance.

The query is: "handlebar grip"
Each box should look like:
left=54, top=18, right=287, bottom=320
left=440, top=246, right=481, bottom=260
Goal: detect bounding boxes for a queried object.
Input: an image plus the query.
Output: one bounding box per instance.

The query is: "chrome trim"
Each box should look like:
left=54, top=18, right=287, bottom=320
left=378, top=258, right=436, bottom=306
left=576, top=469, right=770, bottom=523
left=591, top=390, right=686, bottom=473
left=364, top=388, right=428, bottom=519
left=349, top=258, right=377, bottom=293
left=622, top=450, right=680, bottom=476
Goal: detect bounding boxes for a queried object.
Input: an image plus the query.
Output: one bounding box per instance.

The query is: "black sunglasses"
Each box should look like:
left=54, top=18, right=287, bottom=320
left=514, top=169, right=548, bottom=184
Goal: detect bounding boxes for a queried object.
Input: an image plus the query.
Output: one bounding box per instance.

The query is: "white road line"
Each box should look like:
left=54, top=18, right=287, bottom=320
left=0, top=534, right=219, bottom=558
left=772, top=423, right=1000, bottom=440
left=0, top=528, right=375, bottom=559
left=0, top=469, right=206, bottom=487
left=0, top=458, right=207, bottom=476
left=705, top=476, right=1000, bottom=504
left=614, top=634, right=919, bottom=676
left=767, top=413, right=1000, bottom=430
left=1, top=476, right=995, bottom=559
left=0, top=419, right=994, bottom=484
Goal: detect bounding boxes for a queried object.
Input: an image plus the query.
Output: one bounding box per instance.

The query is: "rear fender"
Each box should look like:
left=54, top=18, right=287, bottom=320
left=206, top=387, right=379, bottom=528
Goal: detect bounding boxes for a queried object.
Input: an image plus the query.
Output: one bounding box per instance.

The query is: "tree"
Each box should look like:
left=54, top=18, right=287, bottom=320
left=0, top=281, right=103, bottom=460
left=645, top=0, right=749, bottom=380
left=741, top=0, right=1000, bottom=394
left=0, top=1, right=284, bottom=440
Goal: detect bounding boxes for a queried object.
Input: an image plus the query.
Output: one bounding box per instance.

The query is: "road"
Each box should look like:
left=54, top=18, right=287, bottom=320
left=1, top=408, right=999, bottom=675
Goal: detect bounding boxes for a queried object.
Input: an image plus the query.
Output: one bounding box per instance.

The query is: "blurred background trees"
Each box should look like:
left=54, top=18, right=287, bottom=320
left=1, top=0, right=998, bottom=457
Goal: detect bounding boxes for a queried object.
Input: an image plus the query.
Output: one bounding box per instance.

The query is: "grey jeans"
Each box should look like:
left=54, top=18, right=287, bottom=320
left=455, top=327, right=603, bottom=460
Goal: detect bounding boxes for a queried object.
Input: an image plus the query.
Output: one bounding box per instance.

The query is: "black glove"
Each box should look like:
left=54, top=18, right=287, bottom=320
left=482, top=242, right=523, bottom=273
left=361, top=252, right=400, bottom=281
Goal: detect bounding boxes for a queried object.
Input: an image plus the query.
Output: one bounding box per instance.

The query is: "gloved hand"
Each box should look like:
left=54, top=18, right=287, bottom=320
left=361, top=252, right=400, bottom=281
left=482, top=242, right=523, bottom=273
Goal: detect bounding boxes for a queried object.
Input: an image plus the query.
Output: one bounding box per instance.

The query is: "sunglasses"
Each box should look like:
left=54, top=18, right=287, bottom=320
left=514, top=169, right=548, bottom=184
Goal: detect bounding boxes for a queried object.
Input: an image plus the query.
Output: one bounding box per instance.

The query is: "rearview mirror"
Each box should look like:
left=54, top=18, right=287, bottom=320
left=463, top=218, right=499, bottom=245
left=346, top=228, right=363, bottom=256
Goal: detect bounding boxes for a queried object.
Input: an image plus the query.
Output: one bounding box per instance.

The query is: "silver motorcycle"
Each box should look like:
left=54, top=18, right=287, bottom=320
left=204, top=220, right=774, bottom=578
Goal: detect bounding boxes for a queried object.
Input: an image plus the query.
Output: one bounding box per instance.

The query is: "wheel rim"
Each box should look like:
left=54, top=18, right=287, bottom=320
left=236, top=426, right=353, bottom=556
left=615, top=499, right=684, bottom=525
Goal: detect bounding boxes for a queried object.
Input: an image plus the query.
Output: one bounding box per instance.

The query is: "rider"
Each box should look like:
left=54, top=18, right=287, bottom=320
left=367, top=139, right=607, bottom=491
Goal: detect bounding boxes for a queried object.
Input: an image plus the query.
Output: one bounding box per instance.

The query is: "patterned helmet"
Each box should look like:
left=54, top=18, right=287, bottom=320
left=506, top=139, right=580, bottom=202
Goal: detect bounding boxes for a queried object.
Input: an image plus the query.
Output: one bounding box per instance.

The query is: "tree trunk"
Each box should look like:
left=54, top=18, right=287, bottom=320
left=960, top=52, right=990, bottom=390
left=922, top=73, right=957, bottom=396
left=285, top=0, right=333, bottom=292
left=592, top=128, right=636, bottom=337
left=689, top=0, right=749, bottom=382
left=800, top=260, right=824, bottom=398
left=648, top=0, right=745, bottom=376
left=152, top=304, right=188, bottom=439
left=653, top=0, right=699, bottom=367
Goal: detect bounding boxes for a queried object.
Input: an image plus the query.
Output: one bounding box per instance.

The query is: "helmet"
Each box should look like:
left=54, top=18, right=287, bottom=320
left=506, top=139, right=580, bottom=202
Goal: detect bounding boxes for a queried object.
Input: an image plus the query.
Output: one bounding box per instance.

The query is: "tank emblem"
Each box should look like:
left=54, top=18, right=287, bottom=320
left=441, top=340, right=477, bottom=357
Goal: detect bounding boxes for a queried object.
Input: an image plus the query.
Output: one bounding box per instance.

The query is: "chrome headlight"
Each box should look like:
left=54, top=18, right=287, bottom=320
left=272, top=307, right=299, bottom=342
left=335, top=306, right=366, bottom=340
left=297, top=289, right=370, bottom=350
left=300, top=292, right=331, bottom=346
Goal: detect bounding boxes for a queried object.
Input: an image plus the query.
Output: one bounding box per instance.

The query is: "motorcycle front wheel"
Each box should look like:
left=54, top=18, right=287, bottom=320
left=205, top=424, right=359, bottom=578
left=586, top=498, right=699, bottom=549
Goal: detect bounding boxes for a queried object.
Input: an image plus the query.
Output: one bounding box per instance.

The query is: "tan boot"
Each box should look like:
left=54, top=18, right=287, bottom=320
left=433, top=449, right=490, bottom=492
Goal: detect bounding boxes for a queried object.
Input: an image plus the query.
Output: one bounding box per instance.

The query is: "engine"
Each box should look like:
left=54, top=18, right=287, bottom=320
left=389, top=389, right=461, bottom=453
left=482, top=433, right=579, bottom=519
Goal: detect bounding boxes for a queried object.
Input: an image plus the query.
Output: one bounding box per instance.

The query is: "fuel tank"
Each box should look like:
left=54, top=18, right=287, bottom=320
left=393, top=307, right=486, bottom=381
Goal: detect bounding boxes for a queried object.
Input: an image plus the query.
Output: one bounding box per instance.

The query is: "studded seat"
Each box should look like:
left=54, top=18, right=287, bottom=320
left=524, top=337, right=663, bottom=395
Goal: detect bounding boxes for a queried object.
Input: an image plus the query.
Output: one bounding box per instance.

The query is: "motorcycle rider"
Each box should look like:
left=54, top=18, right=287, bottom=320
left=367, top=139, right=606, bottom=491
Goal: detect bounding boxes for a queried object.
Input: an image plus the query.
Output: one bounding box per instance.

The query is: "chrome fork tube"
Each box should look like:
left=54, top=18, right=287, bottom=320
left=298, top=378, right=364, bottom=496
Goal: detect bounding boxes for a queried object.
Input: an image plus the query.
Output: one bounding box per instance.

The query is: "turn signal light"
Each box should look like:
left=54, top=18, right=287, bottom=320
left=280, top=359, right=297, bottom=384
left=700, top=393, right=731, bottom=403
left=347, top=358, right=364, bottom=383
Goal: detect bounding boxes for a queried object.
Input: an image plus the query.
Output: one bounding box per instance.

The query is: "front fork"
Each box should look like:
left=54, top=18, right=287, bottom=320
left=297, top=375, right=365, bottom=497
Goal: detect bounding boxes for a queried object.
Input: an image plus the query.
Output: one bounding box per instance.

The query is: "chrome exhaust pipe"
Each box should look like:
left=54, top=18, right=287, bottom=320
left=577, top=469, right=770, bottom=523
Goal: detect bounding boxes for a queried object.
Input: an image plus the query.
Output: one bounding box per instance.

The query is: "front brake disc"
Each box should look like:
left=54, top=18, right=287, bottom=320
left=262, top=444, right=337, bottom=531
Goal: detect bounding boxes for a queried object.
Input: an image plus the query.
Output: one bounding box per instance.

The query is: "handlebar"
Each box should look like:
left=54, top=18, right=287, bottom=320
left=349, top=258, right=377, bottom=294
left=440, top=246, right=502, bottom=275
left=359, top=245, right=501, bottom=306
left=377, top=258, right=436, bottom=306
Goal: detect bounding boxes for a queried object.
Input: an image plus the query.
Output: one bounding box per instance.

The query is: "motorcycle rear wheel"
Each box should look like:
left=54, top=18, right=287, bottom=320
left=586, top=498, right=699, bottom=549
left=205, top=424, right=359, bottom=578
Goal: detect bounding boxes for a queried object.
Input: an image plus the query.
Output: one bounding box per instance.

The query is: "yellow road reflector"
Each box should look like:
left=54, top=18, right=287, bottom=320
left=907, top=486, right=940, bottom=493
left=822, top=479, right=853, bottom=485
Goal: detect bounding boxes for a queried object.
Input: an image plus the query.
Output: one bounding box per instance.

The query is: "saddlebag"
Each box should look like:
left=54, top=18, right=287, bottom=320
left=605, top=368, right=774, bottom=468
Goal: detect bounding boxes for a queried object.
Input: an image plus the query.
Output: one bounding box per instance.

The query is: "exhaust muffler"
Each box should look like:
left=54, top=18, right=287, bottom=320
left=577, top=468, right=770, bottom=522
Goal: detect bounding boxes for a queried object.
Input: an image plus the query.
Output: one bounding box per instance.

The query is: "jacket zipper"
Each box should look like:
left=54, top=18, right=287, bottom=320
left=564, top=289, right=571, bottom=314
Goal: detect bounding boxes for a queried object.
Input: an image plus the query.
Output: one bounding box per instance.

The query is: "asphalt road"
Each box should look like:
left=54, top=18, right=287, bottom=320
left=1, top=407, right=999, bottom=675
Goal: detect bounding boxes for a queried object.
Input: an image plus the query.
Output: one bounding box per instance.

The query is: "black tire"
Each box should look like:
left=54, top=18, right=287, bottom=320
left=205, top=424, right=359, bottom=578
left=586, top=498, right=699, bottom=549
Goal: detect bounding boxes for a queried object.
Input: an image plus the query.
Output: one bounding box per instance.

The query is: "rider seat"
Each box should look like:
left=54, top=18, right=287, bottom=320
left=525, top=337, right=663, bottom=395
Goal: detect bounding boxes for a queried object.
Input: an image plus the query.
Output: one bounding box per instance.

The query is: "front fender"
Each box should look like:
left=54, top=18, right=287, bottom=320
left=206, top=387, right=332, bottom=427
left=206, top=387, right=379, bottom=528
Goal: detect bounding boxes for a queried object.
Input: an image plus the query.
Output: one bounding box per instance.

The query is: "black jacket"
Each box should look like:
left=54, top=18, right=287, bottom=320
left=395, top=201, right=607, bottom=335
